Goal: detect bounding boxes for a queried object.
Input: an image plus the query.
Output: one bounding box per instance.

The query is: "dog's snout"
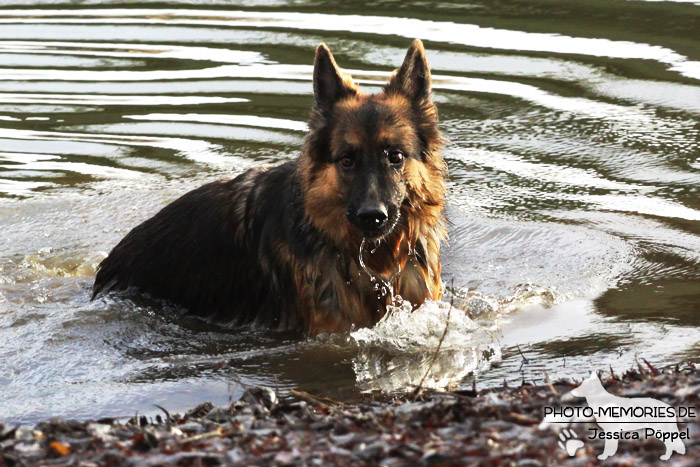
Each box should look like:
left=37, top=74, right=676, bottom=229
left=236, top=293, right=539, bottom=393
left=357, top=204, right=388, bottom=225
left=353, top=204, right=388, bottom=232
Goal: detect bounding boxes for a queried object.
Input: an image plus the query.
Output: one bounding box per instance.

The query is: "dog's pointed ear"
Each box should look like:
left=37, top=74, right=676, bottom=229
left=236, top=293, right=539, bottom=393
left=386, top=39, right=431, bottom=103
left=313, top=44, right=357, bottom=116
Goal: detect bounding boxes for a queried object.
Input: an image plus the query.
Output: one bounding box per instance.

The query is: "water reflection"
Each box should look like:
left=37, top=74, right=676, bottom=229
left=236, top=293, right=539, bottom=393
left=0, top=9, right=696, bottom=78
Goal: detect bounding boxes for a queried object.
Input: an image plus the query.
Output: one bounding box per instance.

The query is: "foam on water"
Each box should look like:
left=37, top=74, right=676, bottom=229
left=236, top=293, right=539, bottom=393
left=348, top=280, right=562, bottom=392
left=352, top=297, right=488, bottom=352
left=350, top=297, right=501, bottom=391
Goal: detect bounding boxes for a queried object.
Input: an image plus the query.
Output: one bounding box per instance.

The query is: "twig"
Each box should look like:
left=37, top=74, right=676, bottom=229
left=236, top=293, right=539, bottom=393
left=225, top=364, right=250, bottom=393
left=414, top=278, right=454, bottom=395
left=153, top=404, right=171, bottom=426
left=516, top=345, right=530, bottom=371
left=642, top=358, right=660, bottom=376
left=289, top=389, right=341, bottom=407
left=177, top=429, right=226, bottom=445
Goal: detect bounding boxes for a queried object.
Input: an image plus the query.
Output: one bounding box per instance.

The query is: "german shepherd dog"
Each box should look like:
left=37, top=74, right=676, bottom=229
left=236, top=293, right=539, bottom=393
left=93, top=40, right=446, bottom=336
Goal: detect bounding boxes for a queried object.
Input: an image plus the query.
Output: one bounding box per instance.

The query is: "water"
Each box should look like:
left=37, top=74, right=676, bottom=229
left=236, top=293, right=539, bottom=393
left=0, top=0, right=698, bottom=424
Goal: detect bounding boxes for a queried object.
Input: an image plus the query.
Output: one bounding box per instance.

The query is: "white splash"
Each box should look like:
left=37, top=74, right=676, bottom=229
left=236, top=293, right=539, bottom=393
left=352, top=297, right=488, bottom=351
left=351, top=298, right=501, bottom=392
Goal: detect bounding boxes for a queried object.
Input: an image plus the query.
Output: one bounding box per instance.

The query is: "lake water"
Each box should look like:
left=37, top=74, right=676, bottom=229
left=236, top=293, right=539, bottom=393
left=0, top=0, right=699, bottom=424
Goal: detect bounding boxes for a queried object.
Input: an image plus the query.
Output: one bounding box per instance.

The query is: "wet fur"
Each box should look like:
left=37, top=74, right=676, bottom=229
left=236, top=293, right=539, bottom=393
left=93, top=40, right=446, bottom=336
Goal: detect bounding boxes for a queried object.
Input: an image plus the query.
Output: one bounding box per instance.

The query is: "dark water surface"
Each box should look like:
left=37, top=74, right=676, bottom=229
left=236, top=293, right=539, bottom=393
left=0, top=0, right=699, bottom=424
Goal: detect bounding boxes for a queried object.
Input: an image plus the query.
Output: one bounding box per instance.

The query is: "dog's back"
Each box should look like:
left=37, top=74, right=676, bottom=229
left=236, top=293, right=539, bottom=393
left=93, top=162, right=304, bottom=329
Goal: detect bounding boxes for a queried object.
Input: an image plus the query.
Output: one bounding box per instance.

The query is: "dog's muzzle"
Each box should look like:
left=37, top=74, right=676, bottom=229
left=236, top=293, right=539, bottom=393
left=347, top=203, right=390, bottom=237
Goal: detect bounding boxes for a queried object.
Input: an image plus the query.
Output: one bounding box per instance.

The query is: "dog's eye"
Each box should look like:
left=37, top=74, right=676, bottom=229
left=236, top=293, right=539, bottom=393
left=388, top=151, right=405, bottom=164
left=339, top=156, right=354, bottom=168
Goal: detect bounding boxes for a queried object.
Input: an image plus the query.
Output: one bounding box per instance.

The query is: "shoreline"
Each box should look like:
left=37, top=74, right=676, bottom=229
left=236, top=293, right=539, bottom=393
left=2, top=364, right=699, bottom=466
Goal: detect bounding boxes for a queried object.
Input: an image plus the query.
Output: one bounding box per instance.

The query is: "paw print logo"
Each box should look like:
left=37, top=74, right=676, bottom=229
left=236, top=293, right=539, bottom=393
left=558, top=429, right=584, bottom=457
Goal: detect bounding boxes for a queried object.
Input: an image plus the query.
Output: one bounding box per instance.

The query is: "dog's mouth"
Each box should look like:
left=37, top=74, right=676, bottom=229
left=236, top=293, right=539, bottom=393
left=360, top=227, right=389, bottom=239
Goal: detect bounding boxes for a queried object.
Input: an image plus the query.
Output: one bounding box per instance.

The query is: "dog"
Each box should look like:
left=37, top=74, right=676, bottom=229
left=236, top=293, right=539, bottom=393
left=571, top=371, right=686, bottom=460
left=92, top=39, right=446, bottom=336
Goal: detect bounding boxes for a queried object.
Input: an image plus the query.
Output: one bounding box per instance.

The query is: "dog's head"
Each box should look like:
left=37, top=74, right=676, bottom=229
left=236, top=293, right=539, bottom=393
left=301, top=40, right=445, bottom=245
left=570, top=371, right=604, bottom=398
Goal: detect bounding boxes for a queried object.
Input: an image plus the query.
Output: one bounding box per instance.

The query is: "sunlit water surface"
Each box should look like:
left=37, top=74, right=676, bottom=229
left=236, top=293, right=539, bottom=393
left=0, top=0, right=699, bottom=424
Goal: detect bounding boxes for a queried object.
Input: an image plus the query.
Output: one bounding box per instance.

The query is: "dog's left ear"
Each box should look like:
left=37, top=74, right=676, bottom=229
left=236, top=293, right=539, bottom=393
left=386, top=39, right=431, bottom=103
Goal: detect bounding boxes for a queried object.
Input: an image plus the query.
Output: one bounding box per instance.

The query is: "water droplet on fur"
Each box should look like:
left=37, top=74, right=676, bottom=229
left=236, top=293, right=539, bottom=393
left=359, top=238, right=369, bottom=273
left=359, top=237, right=394, bottom=303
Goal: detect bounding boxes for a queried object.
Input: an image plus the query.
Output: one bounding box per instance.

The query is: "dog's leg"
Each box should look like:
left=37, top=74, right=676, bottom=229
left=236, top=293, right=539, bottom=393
left=660, top=434, right=685, bottom=460
left=673, top=436, right=687, bottom=456
left=598, top=437, right=618, bottom=460
left=660, top=442, right=673, bottom=461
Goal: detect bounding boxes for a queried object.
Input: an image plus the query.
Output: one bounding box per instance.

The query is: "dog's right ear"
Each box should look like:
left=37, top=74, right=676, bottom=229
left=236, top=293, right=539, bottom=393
left=313, top=44, right=357, bottom=116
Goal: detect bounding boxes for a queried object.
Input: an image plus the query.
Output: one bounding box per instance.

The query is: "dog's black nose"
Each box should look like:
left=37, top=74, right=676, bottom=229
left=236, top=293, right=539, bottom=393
left=355, top=204, right=388, bottom=231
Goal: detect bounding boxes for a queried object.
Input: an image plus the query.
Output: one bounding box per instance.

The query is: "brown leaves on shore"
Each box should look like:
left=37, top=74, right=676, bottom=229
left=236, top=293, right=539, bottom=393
left=47, top=441, right=70, bottom=457
left=0, top=364, right=699, bottom=466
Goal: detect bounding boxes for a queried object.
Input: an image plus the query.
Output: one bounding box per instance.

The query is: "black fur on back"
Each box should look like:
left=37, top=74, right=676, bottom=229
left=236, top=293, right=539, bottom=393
left=93, top=161, right=325, bottom=330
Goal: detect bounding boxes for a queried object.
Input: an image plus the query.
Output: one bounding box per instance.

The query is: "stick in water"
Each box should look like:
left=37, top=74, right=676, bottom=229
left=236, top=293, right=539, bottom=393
left=414, top=278, right=454, bottom=395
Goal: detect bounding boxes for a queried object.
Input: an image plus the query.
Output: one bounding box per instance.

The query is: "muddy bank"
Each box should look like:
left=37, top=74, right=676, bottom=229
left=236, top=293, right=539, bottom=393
left=1, top=364, right=699, bottom=466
